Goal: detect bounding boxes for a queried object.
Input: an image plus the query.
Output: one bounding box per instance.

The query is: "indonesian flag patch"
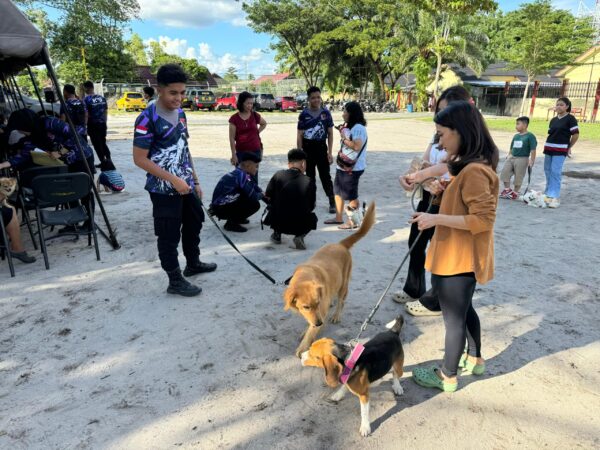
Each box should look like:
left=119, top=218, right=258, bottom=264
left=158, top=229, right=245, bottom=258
left=135, top=124, right=148, bottom=135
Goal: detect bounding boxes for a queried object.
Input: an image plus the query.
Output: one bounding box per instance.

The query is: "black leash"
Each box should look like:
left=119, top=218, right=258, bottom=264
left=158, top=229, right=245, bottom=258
left=351, top=177, right=438, bottom=343
left=196, top=194, right=278, bottom=285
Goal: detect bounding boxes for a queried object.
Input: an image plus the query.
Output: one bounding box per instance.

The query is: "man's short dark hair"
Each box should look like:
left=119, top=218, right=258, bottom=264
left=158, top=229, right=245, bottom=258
left=63, top=84, right=76, bottom=95
left=83, top=81, right=94, bottom=90
left=288, top=148, right=307, bottom=162
left=516, top=116, right=530, bottom=126
left=307, top=86, right=321, bottom=97
left=143, top=86, right=155, bottom=97
left=157, top=64, right=188, bottom=86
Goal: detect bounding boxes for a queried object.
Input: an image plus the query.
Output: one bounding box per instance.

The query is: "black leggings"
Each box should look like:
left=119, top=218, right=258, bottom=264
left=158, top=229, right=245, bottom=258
left=431, top=273, right=481, bottom=377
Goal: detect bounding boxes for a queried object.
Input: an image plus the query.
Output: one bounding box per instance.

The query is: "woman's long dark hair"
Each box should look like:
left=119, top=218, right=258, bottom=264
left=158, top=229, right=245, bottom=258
left=6, top=108, right=52, bottom=151
left=434, top=101, right=499, bottom=175
left=344, top=101, right=366, bottom=129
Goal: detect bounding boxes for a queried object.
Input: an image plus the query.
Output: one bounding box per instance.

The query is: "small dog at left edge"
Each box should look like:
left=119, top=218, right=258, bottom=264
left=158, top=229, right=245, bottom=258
left=301, top=316, right=405, bottom=437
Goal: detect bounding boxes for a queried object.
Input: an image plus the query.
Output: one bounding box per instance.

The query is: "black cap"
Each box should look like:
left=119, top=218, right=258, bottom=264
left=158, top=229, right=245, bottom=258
left=239, top=152, right=261, bottom=163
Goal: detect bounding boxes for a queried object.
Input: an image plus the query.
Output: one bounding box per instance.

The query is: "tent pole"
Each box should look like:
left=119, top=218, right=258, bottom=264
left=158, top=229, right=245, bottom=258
left=27, top=65, right=47, bottom=116
left=2, top=74, right=21, bottom=109
left=42, top=44, right=120, bottom=250
left=10, top=74, right=26, bottom=107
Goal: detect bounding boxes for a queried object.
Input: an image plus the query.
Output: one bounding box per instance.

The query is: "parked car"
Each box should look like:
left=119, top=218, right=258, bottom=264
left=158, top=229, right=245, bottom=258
left=215, top=93, right=239, bottom=111
left=275, top=96, right=298, bottom=112
left=115, top=92, right=146, bottom=111
left=0, top=87, right=61, bottom=117
left=295, top=93, right=308, bottom=109
left=253, top=93, right=276, bottom=111
left=183, top=88, right=216, bottom=111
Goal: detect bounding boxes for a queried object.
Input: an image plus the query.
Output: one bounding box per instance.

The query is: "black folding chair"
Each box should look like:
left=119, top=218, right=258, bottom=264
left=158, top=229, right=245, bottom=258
left=16, top=165, right=69, bottom=249
left=0, top=207, right=16, bottom=277
left=32, top=173, right=100, bottom=270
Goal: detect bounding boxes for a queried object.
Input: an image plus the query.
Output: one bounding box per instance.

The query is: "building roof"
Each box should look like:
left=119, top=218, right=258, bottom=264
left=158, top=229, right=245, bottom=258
left=251, top=73, right=291, bottom=85
left=555, top=45, right=600, bottom=77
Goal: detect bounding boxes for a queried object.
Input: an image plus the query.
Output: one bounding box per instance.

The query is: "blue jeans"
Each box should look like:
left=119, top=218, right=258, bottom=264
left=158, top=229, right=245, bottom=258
left=544, top=154, right=566, bottom=198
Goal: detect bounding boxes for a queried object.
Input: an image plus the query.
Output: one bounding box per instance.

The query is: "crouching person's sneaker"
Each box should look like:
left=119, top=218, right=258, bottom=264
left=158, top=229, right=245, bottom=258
left=224, top=221, right=247, bottom=232
left=293, top=234, right=306, bottom=250
left=270, top=231, right=282, bottom=244
left=167, top=268, right=202, bottom=297
left=183, top=260, right=218, bottom=277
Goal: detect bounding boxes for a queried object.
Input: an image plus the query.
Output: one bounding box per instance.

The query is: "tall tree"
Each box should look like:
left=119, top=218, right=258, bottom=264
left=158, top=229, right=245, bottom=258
left=224, top=67, right=239, bottom=82
left=500, top=0, right=594, bottom=114
left=243, top=0, right=338, bottom=87
left=16, top=0, right=140, bottom=83
left=125, top=33, right=149, bottom=66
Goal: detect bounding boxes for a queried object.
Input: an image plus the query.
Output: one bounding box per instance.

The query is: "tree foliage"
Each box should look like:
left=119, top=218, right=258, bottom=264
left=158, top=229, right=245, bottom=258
left=500, top=0, right=594, bottom=113
left=125, top=33, right=149, bottom=66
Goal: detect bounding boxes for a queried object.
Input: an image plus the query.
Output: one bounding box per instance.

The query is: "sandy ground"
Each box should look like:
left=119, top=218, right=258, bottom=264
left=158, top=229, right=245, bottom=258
left=1, top=111, right=599, bottom=450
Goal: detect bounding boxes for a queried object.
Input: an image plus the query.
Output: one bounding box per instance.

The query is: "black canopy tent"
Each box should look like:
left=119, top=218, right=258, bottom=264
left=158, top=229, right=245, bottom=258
left=0, top=0, right=119, bottom=249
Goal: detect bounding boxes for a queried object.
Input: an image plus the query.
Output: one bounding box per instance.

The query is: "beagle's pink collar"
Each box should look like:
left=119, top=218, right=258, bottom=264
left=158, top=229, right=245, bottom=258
left=340, top=343, right=365, bottom=384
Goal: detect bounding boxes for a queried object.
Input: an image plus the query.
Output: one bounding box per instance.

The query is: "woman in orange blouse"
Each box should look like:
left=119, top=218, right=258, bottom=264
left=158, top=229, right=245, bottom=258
left=410, top=101, right=499, bottom=392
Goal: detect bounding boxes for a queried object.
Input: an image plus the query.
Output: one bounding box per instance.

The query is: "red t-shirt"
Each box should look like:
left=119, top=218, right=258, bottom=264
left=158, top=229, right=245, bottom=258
left=229, top=112, right=262, bottom=152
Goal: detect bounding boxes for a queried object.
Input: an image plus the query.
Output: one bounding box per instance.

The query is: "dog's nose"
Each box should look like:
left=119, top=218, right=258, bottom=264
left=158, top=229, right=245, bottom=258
left=314, top=320, right=323, bottom=327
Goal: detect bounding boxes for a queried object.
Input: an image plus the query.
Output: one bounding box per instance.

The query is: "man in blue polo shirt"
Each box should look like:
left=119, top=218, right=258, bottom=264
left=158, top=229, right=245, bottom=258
left=60, top=84, right=87, bottom=128
left=133, top=64, right=217, bottom=297
left=297, top=86, right=335, bottom=213
left=83, top=81, right=113, bottom=167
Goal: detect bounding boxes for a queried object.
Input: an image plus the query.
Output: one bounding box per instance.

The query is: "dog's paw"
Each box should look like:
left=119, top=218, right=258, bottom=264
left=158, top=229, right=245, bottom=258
left=295, top=345, right=309, bottom=358
left=359, top=424, right=371, bottom=437
left=329, top=315, right=340, bottom=324
left=392, top=382, right=404, bottom=396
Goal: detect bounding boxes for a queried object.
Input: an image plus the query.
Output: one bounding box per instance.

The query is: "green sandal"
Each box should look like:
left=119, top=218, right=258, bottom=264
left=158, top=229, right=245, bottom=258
left=413, top=366, right=458, bottom=393
left=458, top=353, right=485, bottom=375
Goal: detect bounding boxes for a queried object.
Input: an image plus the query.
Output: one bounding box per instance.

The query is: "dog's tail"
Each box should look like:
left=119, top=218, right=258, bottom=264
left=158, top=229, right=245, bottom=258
left=385, top=315, right=404, bottom=334
left=339, top=201, right=375, bottom=249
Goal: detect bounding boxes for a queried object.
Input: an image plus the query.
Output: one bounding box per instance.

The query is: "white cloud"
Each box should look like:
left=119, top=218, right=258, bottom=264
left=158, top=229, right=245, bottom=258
left=144, top=36, right=276, bottom=76
left=138, top=0, right=245, bottom=28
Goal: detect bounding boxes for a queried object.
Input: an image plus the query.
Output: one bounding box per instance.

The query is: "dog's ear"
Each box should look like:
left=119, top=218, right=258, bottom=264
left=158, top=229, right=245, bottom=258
left=311, top=282, right=324, bottom=303
left=323, top=354, right=343, bottom=388
left=283, top=288, right=297, bottom=311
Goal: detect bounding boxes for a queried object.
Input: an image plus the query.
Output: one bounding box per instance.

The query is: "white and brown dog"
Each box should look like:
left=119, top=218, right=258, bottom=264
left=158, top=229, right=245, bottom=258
left=301, top=316, right=405, bottom=437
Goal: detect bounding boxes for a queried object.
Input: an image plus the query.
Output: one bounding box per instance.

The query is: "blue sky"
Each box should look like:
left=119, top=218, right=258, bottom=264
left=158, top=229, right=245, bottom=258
left=43, top=0, right=583, bottom=77
left=130, top=0, right=581, bottom=77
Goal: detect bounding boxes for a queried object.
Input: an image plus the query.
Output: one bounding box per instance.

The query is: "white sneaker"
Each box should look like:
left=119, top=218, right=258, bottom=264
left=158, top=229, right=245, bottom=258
left=547, top=198, right=560, bottom=208
left=392, top=291, right=415, bottom=304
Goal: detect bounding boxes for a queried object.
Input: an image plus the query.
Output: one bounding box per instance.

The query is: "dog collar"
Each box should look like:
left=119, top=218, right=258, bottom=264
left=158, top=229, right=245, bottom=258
left=339, top=343, right=365, bottom=384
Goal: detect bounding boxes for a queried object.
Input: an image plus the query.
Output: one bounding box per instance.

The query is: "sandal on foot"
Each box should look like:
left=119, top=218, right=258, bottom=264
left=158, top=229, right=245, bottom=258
left=458, top=353, right=485, bottom=375
left=324, top=218, right=344, bottom=225
left=392, top=291, right=416, bottom=304
left=413, top=366, right=457, bottom=392
left=338, top=222, right=357, bottom=230
left=405, top=300, right=442, bottom=317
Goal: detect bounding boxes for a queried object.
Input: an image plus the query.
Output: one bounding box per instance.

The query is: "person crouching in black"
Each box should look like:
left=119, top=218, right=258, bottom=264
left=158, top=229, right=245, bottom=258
left=264, top=149, right=317, bottom=250
left=210, top=152, right=265, bottom=232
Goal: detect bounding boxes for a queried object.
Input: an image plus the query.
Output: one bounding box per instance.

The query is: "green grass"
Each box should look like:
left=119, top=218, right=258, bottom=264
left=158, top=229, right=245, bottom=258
left=417, top=115, right=600, bottom=143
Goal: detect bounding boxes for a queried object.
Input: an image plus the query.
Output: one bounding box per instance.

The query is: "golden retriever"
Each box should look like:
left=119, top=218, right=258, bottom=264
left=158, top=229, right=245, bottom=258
left=284, top=202, right=375, bottom=356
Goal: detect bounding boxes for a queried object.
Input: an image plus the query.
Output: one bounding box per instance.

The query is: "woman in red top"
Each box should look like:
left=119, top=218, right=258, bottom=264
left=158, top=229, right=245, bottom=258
left=229, top=92, right=267, bottom=173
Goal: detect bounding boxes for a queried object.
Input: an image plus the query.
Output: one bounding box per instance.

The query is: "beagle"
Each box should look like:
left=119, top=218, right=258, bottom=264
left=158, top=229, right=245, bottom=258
left=284, top=202, right=376, bottom=357
left=301, top=316, right=405, bottom=437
